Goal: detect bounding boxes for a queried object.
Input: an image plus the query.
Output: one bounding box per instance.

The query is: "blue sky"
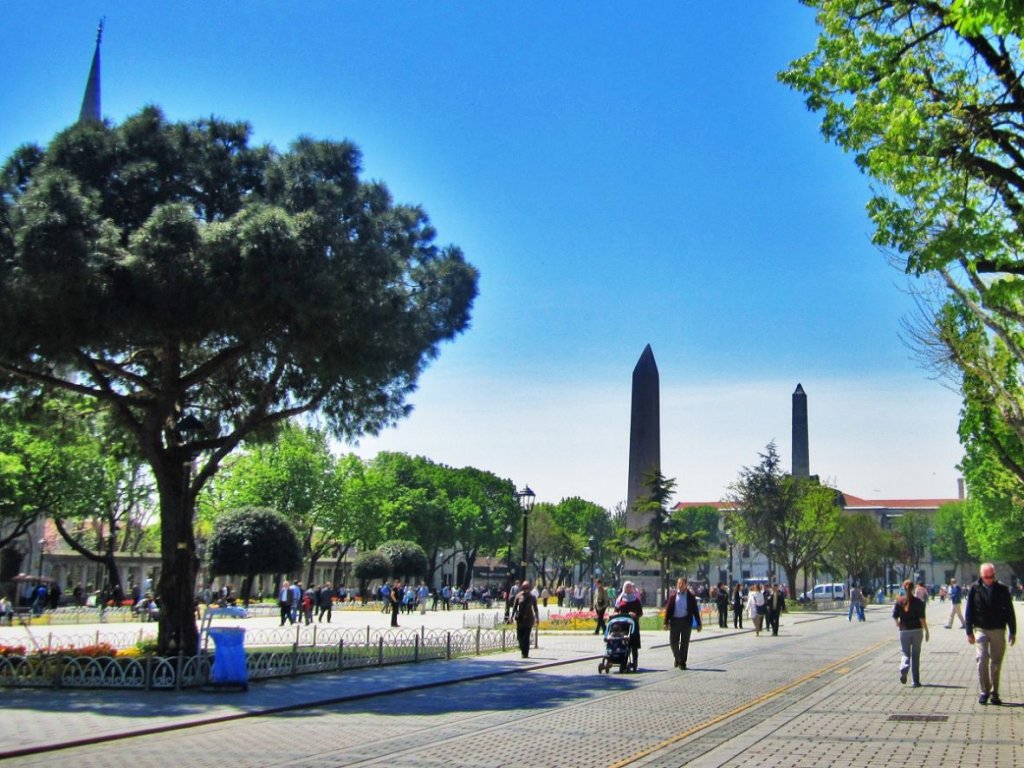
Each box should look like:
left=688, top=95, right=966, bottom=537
left=2, top=2, right=965, bottom=509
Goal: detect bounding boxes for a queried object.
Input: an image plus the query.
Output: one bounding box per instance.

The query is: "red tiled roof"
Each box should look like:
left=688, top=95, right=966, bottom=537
left=839, top=493, right=959, bottom=509
left=673, top=492, right=960, bottom=512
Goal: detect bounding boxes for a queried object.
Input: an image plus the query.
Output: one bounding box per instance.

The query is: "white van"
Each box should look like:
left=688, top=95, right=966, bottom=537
left=800, top=583, right=846, bottom=602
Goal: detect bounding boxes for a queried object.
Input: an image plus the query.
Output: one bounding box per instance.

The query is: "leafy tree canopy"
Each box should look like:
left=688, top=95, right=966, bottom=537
left=728, top=442, right=841, bottom=596
left=781, top=2, right=1024, bottom=571
left=209, top=506, right=301, bottom=578
left=378, top=539, right=428, bottom=580
left=0, top=107, right=477, bottom=653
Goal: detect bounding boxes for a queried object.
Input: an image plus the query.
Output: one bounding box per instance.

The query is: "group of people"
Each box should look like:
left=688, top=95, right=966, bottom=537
left=892, top=563, right=1016, bottom=705
left=277, top=580, right=338, bottom=626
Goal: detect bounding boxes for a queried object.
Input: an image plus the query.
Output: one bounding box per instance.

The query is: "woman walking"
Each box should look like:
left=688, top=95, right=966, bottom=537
left=747, top=583, right=765, bottom=636
left=893, top=578, right=929, bottom=686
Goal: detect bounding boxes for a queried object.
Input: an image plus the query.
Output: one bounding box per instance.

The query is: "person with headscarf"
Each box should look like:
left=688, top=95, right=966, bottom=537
left=614, top=581, right=644, bottom=671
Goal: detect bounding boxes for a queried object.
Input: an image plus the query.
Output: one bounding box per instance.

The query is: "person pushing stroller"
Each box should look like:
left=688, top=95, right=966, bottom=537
left=612, top=581, right=643, bottom=671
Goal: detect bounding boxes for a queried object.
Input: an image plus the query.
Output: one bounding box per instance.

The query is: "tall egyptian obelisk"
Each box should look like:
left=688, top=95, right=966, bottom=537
left=627, top=345, right=660, bottom=511
left=792, top=383, right=809, bottom=478
left=623, top=345, right=661, bottom=601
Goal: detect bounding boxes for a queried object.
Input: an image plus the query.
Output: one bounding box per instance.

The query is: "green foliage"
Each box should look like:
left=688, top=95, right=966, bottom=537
left=728, top=442, right=842, bottom=596
left=931, top=501, right=973, bottom=571
left=949, top=0, right=1024, bottom=36
left=824, top=513, right=888, bottom=585
left=365, top=452, right=519, bottom=585
left=0, top=107, right=477, bottom=653
left=628, top=471, right=707, bottom=594
left=782, top=2, right=1024, bottom=579
left=894, top=512, right=932, bottom=572
left=210, top=424, right=374, bottom=583
left=352, top=550, right=390, bottom=582
left=377, top=539, right=428, bottom=580
left=208, top=506, right=301, bottom=577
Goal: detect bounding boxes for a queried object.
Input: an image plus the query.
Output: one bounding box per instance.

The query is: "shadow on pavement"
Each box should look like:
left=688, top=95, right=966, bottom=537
left=268, top=668, right=642, bottom=717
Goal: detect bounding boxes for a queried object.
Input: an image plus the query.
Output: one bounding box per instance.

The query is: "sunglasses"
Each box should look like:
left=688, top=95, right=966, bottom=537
left=982, top=575, right=995, bottom=580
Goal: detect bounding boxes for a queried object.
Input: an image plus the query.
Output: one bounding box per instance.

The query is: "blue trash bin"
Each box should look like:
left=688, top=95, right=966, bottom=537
left=207, top=626, right=247, bottom=688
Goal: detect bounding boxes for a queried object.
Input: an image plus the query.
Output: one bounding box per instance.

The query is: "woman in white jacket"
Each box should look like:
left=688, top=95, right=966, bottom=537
left=747, top=584, right=766, bottom=636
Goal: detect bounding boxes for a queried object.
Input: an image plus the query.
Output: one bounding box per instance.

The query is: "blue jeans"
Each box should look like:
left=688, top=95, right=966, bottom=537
left=849, top=601, right=864, bottom=621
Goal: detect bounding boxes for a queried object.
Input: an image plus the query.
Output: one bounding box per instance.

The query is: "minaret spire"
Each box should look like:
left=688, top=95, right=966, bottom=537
left=78, top=19, right=104, bottom=124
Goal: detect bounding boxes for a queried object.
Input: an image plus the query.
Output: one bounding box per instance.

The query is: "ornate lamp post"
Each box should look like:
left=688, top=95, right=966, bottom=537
left=516, top=485, right=535, bottom=583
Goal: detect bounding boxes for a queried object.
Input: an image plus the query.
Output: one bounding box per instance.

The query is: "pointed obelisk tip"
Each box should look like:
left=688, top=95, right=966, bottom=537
left=794, top=383, right=805, bottom=395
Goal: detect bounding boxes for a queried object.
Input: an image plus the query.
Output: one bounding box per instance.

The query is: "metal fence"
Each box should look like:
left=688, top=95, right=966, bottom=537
left=0, top=624, right=517, bottom=691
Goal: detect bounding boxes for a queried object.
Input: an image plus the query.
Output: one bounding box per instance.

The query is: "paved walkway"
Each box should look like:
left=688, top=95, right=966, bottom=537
left=0, top=603, right=1020, bottom=766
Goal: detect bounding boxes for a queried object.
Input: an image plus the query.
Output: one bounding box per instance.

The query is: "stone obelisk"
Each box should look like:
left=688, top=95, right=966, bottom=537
left=626, top=345, right=660, bottom=512
left=623, top=344, right=661, bottom=600
left=792, top=383, right=809, bottom=478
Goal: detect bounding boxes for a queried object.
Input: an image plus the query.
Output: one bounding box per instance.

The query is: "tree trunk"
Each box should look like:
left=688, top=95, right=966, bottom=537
left=461, top=550, right=477, bottom=590
left=104, top=550, right=123, bottom=602
left=155, top=459, right=199, bottom=656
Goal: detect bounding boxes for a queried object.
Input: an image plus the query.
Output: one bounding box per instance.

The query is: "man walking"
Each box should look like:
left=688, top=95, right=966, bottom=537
left=389, top=580, right=403, bottom=627
left=593, top=578, right=609, bottom=635
left=716, top=583, right=730, bottom=628
left=944, top=578, right=965, bottom=629
left=664, top=577, right=701, bottom=669
left=965, top=563, right=1017, bottom=705
left=511, top=580, right=539, bottom=658
left=317, top=581, right=333, bottom=623
left=765, top=584, right=786, bottom=636
left=848, top=585, right=865, bottom=621
left=278, top=580, right=294, bottom=626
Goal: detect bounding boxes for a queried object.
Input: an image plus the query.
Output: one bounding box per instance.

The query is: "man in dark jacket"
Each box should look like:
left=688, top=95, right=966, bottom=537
left=511, top=580, right=539, bottom=658
left=664, top=577, right=702, bottom=670
left=965, top=562, right=1017, bottom=705
left=765, top=584, right=786, bottom=636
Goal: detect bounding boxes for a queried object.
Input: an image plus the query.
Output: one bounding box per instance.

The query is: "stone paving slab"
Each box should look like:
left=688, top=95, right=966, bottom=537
left=1, top=604, right=1020, bottom=767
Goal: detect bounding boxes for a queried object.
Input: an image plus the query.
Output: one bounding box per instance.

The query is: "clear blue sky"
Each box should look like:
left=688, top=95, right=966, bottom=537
left=2, top=2, right=965, bottom=509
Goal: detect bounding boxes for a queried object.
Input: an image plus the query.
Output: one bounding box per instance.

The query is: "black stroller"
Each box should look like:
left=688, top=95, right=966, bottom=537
left=598, top=614, right=637, bottom=673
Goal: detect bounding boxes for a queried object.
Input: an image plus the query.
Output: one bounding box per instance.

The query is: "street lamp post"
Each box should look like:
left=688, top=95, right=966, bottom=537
left=504, top=524, right=514, bottom=588
left=723, top=529, right=734, bottom=586
left=516, top=485, right=535, bottom=584
left=242, top=538, right=252, bottom=607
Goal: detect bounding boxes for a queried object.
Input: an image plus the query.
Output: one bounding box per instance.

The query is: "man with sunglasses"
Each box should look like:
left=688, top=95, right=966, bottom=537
left=965, top=563, right=1017, bottom=705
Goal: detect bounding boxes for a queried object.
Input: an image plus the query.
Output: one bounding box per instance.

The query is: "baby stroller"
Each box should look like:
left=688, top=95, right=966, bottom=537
left=598, top=614, right=637, bottom=673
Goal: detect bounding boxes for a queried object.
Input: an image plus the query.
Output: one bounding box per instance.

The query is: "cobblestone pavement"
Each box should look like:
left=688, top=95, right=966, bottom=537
left=1, top=604, right=1020, bottom=767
